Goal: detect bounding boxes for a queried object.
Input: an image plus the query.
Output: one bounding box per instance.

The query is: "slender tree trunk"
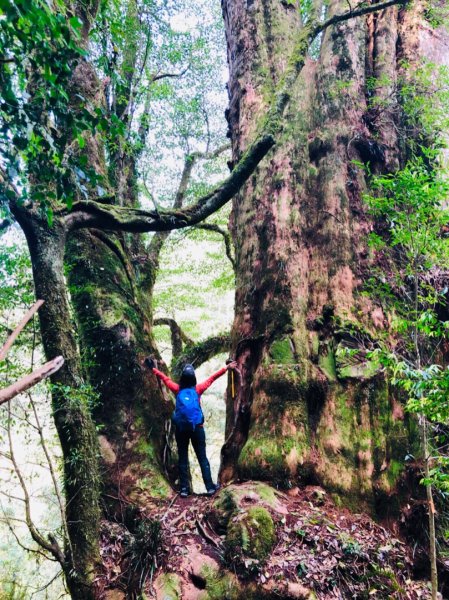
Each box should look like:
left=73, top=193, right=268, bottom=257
left=220, top=0, right=449, bottom=517
left=13, top=211, right=101, bottom=600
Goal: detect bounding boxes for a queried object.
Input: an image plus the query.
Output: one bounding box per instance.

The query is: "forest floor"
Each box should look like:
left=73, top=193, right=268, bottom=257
left=101, top=481, right=435, bottom=600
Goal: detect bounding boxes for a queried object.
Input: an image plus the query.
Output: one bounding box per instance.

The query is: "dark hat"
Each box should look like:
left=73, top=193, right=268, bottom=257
left=179, top=363, right=197, bottom=388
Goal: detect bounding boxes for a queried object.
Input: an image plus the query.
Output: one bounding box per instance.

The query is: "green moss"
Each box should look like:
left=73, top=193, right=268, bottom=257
left=269, top=338, right=295, bottom=364
left=308, top=165, right=318, bottom=178
left=137, top=472, right=172, bottom=499
left=251, top=482, right=279, bottom=506
left=310, top=332, right=320, bottom=359
left=385, top=459, right=404, bottom=487
left=199, top=565, right=240, bottom=600
left=155, top=572, right=181, bottom=599
left=226, top=506, right=276, bottom=562
left=212, top=483, right=283, bottom=542
left=289, top=207, right=300, bottom=227
left=259, top=365, right=306, bottom=406
left=336, top=359, right=380, bottom=380
left=318, top=348, right=337, bottom=381
left=238, top=427, right=310, bottom=485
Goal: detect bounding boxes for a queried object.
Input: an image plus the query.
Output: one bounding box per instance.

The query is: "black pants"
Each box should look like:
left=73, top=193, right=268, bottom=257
left=175, top=425, right=214, bottom=491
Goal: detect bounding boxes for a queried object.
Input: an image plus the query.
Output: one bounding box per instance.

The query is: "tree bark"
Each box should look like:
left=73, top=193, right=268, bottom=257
left=220, top=0, right=449, bottom=516
left=11, top=211, right=101, bottom=600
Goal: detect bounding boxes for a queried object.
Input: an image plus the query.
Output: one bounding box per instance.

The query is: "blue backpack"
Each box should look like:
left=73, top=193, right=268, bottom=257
left=172, top=387, right=203, bottom=431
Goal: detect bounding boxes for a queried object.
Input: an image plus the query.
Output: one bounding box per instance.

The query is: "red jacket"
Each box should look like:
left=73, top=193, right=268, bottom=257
left=152, top=366, right=227, bottom=399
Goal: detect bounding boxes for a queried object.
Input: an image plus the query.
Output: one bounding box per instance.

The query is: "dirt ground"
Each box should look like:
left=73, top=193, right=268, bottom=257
left=101, top=481, right=436, bottom=599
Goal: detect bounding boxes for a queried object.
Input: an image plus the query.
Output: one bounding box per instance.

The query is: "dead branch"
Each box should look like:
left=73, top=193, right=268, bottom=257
left=0, top=356, right=64, bottom=405
left=0, top=300, right=44, bottom=361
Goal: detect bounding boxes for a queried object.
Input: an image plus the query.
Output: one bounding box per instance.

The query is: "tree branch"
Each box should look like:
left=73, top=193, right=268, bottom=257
left=171, top=333, right=231, bottom=378
left=189, top=143, right=231, bottom=162
left=0, top=300, right=44, bottom=361
left=64, top=134, right=275, bottom=232
left=194, top=223, right=235, bottom=270
left=0, top=356, right=64, bottom=405
left=153, top=317, right=194, bottom=358
left=150, top=66, right=189, bottom=83
left=317, top=0, right=407, bottom=31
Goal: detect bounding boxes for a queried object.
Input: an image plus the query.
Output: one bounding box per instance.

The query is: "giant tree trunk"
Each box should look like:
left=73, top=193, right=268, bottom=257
left=220, top=0, right=448, bottom=513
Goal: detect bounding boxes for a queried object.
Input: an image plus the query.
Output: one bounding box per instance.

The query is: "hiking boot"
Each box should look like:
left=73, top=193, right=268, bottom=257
left=206, top=484, right=220, bottom=497
left=180, top=488, right=191, bottom=498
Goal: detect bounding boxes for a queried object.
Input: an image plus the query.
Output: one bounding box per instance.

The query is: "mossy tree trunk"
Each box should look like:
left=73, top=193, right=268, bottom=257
left=220, top=0, right=448, bottom=513
left=64, top=3, right=174, bottom=508
left=11, top=208, right=101, bottom=600
left=10, top=2, right=238, bottom=595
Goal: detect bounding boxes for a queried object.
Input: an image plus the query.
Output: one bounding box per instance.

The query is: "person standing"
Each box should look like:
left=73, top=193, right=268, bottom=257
left=145, top=359, right=237, bottom=497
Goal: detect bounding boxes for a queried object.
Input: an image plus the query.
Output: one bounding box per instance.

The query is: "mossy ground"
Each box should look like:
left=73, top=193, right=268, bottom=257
left=100, top=481, right=433, bottom=599
left=225, top=505, right=276, bottom=566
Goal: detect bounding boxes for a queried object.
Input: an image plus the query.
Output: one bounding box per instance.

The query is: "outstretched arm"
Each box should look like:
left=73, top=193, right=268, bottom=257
left=144, top=358, right=180, bottom=394
left=196, top=362, right=237, bottom=395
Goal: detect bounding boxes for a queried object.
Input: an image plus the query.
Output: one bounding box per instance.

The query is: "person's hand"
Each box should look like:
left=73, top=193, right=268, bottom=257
left=144, top=357, right=155, bottom=370
left=226, top=361, right=237, bottom=370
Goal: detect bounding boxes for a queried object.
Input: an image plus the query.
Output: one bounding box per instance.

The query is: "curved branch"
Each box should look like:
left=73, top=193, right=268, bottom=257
left=153, top=317, right=194, bottom=358
left=171, top=333, right=231, bottom=378
left=63, top=134, right=275, bottom=232
left=194, top=223, right=235, bottom=270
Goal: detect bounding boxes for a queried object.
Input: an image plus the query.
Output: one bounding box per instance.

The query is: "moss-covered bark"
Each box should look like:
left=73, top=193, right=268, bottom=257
left=66, top=229, right=174, bottom=506
left=13, top=213, right=101, bottom=600
left=220, top=0, right=446, bottom=514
